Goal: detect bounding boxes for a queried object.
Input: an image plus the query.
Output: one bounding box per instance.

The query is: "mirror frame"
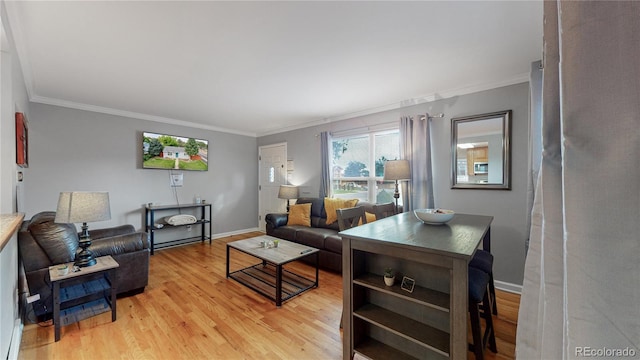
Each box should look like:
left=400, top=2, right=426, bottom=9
left=451, top=110, right=511, bottom=190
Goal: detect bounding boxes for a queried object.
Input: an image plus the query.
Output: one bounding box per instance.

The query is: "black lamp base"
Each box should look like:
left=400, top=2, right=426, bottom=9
left=74, top=249, right=97, bottom=267
left=393, top=180, right=401, bottom=214
left=75, top=223, right=97, bottom=267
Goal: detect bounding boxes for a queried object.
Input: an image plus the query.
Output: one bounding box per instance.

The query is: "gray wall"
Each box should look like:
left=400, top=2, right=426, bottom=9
left=22, top=103, right=259, bottom=239
left=1, top=7, right=32, bottom=358
left=258, top=83, right=530, bottom=286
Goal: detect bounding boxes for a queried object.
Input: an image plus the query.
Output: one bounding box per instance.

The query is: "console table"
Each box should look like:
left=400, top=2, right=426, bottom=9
left=145, top=203, right=212, bottom=254
left=340, top=212, right=492, bottom=359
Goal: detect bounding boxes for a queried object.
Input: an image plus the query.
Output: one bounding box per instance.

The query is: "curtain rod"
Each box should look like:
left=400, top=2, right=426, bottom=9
left=419, top=113, right=445, bottom=121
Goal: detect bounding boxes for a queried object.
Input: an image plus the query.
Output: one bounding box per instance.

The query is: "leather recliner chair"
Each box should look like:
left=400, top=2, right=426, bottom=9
left=18, top=211, right=150, bottom=319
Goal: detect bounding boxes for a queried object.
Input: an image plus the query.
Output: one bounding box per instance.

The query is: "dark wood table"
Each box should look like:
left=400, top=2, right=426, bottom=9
left=340, top=212, right=492, bottom=359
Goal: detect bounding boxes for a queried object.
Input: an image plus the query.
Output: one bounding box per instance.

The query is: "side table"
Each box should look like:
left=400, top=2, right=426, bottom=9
left=49, top=255, right=119, bottom=341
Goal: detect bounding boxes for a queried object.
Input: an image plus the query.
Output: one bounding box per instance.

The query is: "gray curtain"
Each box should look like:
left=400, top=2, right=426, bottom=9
left=526, top=60, right=543, bottom=253
left=516, top=1, right=640, bottom=358
left=399, top=115, right=434, bottom=211
left=319, top=131, right=330, bottom=198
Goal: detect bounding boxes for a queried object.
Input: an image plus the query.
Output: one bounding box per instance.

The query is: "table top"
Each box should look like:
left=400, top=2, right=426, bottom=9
left=49, top=255, right=119, bottom=282
left=339, top=212, right=493, bottom=260
left=146, top=203, right=211, bottom=210
left=227, top=235, right=319, bottom=265
left=0, top=213, right=24, bottom=253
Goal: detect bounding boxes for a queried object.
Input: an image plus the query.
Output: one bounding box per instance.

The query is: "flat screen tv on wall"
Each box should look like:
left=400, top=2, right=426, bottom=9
left=143, top=132, right=208, bottom=171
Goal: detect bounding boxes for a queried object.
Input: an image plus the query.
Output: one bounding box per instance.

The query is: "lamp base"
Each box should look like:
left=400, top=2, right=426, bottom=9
left=74, top=250, right=97, bottom=267
left=75, top=223, right=97, bottom=267
left=393, top=180, right=401, bottom=214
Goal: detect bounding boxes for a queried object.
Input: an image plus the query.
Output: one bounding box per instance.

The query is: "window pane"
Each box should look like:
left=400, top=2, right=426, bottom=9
left=332, top=179, right=369, bottom=202
left=330, top=130, right=401, bottom=204
left=332, top=135, right=370, bottom=178
left=374, top=132, right=400, bottom=177
left=376, top=180, right=397, bottom=204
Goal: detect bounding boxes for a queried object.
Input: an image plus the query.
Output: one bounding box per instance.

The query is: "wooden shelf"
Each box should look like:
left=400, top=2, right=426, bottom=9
left=354, top=337, right=418, bottom=360
left=228, top=263, right=316, bottom=304
left=51, top=256, right=118, bottom=341
left=60, top=298, right=111, bottom=326
left=354, top=303, right=450, bottom=357
left=354, top=273, right=449, bottom=312
left=59, top=278, right=110, bottom=303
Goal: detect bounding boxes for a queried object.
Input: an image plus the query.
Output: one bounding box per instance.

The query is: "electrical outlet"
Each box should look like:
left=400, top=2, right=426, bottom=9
left=170, top=173, right=183, bottom=187
left=27, top=294, right=40, bottom=304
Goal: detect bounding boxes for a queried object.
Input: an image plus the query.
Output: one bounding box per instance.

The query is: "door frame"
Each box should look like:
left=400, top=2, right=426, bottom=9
left=258, top=142, right=288, bottom=232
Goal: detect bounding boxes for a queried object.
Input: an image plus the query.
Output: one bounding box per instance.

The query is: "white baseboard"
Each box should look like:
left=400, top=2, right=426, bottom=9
left=211, top=227, right=261, bottom=240
left=8, top=319, right=22, bottom=360
left=495, top=280, right=522, bottom=294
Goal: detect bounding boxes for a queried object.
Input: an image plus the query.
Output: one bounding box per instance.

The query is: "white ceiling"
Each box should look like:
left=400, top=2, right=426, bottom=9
left=5, top=1, right=542, bottom=137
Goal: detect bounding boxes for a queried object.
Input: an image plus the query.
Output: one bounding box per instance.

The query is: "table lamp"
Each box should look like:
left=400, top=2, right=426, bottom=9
left=278, top=185, right=299, bottom=212
left=383, top=160, right=410, bottom=213
left=55, top=191, right=111, bottom=267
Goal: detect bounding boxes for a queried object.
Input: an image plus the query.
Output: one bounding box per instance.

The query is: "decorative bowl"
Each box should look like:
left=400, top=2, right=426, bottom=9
left=414, top=209, right=455, bottom=225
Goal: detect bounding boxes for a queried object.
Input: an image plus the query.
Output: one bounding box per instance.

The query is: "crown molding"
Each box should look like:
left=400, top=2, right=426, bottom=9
left=30, top=95, right=258, bottom=137
left=31, top=73, right=528, bottom=139
left=257, top=73, right=529, bottom=137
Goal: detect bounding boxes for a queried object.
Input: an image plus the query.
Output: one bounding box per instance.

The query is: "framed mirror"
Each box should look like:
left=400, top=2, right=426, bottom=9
left=451, top=110, right=511, bottom=190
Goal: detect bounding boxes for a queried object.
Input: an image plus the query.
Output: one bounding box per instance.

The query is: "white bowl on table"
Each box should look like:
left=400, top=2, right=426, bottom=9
left=413, top=209, right=455, bottom=225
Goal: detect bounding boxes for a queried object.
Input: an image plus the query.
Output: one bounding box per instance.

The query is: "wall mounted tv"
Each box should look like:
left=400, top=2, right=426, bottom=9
left=143, top=132, right=208, bottom=171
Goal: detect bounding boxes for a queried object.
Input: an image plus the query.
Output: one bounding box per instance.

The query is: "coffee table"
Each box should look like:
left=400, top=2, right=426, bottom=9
left=226, top=235, right=319, bottom=307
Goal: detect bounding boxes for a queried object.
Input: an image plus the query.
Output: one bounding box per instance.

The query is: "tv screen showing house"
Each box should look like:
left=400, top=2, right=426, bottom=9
left=143, top=132, right=208, bottom=171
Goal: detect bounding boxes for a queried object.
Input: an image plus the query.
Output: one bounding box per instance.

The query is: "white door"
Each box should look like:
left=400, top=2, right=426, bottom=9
left=258, top=143, right=287, bottom=232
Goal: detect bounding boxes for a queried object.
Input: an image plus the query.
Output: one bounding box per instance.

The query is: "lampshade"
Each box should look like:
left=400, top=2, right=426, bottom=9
left=55, top=192, right=111, bottom=224
left=278, top=185, right=299, bottom=200
left=383, top=160, right=410, bottom=181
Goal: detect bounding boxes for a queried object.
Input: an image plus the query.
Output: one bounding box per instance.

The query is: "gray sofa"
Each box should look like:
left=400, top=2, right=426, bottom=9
left=265, top=197, right=376, bottom=273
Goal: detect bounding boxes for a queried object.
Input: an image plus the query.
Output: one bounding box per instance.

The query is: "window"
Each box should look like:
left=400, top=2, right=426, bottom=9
left=331, top=130, right=401, bottom=204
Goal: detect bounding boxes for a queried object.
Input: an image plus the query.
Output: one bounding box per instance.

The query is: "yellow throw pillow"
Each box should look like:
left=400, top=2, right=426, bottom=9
left=359, top=212, right=377, bottom=226
left=324, top=198, right=359, bottom=225
left=287, top=203, right=311, bottom=227
left=366, top=212, right=377, bottom=223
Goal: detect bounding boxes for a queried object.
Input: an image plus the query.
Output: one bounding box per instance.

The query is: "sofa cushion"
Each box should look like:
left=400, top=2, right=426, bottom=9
left=28, top=212, right=79, bottom=264
left=294, top=227, right=337, bottom=250
left=325, top=234, right=343, bottom=254
left=324, top=198, right=358, bottom=225
left=269, top=226, right=298, bottom=242
left=287, top=203, right=311, bottom=226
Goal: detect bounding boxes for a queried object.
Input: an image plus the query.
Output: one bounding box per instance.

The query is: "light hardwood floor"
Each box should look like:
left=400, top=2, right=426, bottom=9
left=19, top=231, right=519, bottom=359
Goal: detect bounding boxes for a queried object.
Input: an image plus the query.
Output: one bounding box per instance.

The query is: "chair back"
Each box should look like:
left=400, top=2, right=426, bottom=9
left=336, top=206, right=366, bottom=231
left=373, top=202, right=396, bottom=219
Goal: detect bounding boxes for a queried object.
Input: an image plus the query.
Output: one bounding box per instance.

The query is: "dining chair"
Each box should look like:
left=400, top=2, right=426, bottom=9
left=373, top=202, right=396, bottom=220
left=336, top=206, right=367, bottom=231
